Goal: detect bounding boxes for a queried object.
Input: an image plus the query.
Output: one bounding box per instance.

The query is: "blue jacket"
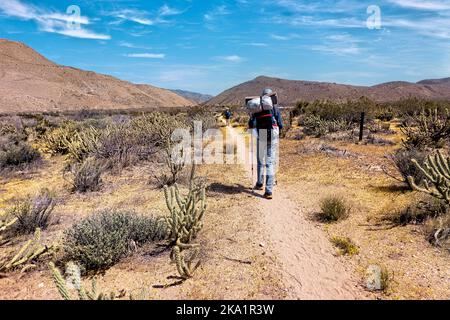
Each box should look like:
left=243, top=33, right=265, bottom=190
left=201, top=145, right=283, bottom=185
left=248, top=105, right=283, bottom=130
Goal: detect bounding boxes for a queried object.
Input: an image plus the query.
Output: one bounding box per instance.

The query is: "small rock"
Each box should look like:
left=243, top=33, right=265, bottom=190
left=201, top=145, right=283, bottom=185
left=259, top=242, right=265, bottom=248
left=38, top=283, right=44, bottom=288
left=365, top=265, right=382, bottom=291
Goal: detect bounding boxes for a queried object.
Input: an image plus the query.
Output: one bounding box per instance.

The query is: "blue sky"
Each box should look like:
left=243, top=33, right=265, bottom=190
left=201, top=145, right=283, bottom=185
left=0, top=0, right=449, bottom=95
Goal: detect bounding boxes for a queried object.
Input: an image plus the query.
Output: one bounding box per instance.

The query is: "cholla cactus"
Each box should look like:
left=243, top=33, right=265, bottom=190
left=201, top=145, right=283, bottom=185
left=163, top=166, right=206, bottom=244
left=0, top=228, right=56, bottom=273
left=50, top=262, right=146, bottom=300
left=171, top=242, right=201, bottom=279
left=163, top=165, right=206, bottom=279
left=408, top=150, right=450, bottom=204
left=0, top=212, right=17, bottom=238
left=49, top=262, right=114, bottom=300
left=401, top=108, right=450, bottom=149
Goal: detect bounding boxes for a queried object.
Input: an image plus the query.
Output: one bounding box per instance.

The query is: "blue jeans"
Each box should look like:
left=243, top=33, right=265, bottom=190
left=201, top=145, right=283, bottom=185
left=256, top=130, right=276, bottom=195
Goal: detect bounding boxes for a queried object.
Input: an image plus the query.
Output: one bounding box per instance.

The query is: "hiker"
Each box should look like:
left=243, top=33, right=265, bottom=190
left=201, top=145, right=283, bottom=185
left=248, top=88, right=283, bottom=200
left=224, top=108, right=232, bottom=126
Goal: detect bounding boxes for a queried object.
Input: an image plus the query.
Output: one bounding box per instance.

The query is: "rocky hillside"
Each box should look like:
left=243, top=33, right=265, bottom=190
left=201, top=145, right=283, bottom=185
left=0, top=39, right=192, bottom=113
left=170, top=89, right=213, bottom=104
left=206, top=76, right=450, bottom=106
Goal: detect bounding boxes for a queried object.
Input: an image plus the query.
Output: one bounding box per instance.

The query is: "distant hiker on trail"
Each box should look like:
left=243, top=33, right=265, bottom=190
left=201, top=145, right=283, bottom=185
left=247, top=88, right=283, bottom=200
left=223, top=108, right=232, bottom=126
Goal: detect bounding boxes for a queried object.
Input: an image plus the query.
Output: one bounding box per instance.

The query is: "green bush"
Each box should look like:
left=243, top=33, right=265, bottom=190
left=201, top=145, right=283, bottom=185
left=318, top=196, right=350, bottom=222
left=63, top=210, right=168, bottom=270
left=7, top=189, right=56, bottom=235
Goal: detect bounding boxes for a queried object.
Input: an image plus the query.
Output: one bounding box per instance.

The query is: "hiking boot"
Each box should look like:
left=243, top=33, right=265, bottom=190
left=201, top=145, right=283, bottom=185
left=254, top=183, right=264, bottom=191
left=263, top=193, right=273, bottom=200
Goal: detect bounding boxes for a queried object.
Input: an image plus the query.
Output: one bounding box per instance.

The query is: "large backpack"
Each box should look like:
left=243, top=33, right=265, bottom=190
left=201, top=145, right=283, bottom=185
left=245, top=96, right=273, bottom=115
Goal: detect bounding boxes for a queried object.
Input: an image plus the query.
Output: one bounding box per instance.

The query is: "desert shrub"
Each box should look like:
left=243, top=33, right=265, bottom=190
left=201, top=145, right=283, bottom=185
left=67, top=157, right=105, bottom=193
left=401, top=109, right=450, bottom=150
left=386, top=196, right=448, bottom=226
left=292, top=101, right=309, bottom=117
left=0, top=120, right=40, bottom=170
left=318, top=196, right=350, bottom=222
left=7, top=189, right=56, bottom=235
left=367, top=122, right=394, bottom=134
left=187, top=106, right=216, bottom=132
left=300, top=115, right=352, bottom=137
left=133, top=112, right=190, bottom=184
left=300, top=115, right=327, bottom=137
left=94, top=124, right=141, bottom=169
left=63, top=210, right=168, bottom=270
left=279, top=110, right=292, bottom=138
left=365, top=134, right=395, bottom=146
left=231, top=112, right=250, bottom=127
left=0, top=140, right=40, bottom=170
left=132, top=112, right=187, bottom=147
left=424, top=215, right=450, bottom=250
left=303, top=97, right=375, bottom=123
left=388, top=149, right=428, bottom=189
left=331, top=236, right=359, bottom=256
left=374, top=108, right=394, bottom=121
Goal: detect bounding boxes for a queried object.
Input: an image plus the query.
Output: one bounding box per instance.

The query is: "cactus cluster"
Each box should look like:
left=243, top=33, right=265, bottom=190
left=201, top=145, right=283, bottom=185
left=0, top=228, right=56, bottom=273
left=41, top=121, right=99, bottom=162
left=49, top=261, right=113, bottom=300
left=408, top=151, right=450, bottom=204
left=49, top=261, right=147, bottom=300
left=163, top=165, right=206, bottom=279
left=0, top=212, right=17, bottom=243
left=401, top=108, right=450, bottom=149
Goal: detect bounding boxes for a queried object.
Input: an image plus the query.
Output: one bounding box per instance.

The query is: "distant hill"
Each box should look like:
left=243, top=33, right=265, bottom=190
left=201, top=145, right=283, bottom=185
left=170, top=89, right=213, bottom=104
left=206, top=75, right=450, bottom=106
left=0, top=39, right=192, bottom=114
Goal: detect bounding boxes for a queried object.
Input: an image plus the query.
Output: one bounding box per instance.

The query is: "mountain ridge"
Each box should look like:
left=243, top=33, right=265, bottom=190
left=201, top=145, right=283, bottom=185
left=170, top=89, right=213, bottom=104
left=206, top=75, right=450, bottom=106
left=0, top=39, right=193, bottom=113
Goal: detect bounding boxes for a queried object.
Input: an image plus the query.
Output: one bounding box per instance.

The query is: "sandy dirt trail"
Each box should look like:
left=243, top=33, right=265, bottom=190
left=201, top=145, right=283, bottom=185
left=226, top=127, right=364, bottom=299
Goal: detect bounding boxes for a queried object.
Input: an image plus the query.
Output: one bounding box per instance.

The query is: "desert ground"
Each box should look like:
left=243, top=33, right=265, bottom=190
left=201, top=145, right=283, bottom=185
left=0, top=107, right=448, bottom=300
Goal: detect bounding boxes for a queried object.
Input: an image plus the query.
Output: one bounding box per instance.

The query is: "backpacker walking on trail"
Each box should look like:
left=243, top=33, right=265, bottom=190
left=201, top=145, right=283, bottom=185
left=247, top=88, right=283, bottom=200
left=223, top=108, right=232, bottom=127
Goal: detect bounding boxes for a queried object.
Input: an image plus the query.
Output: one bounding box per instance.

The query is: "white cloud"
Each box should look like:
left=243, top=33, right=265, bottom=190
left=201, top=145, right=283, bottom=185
left=384, top=16, right=450, bottom=39
left=125, top=53, right=166, bottom=59
left=270, top=34, right=290, bottom=41
left=388, top=0, right=450, bottom=11
left=217, top=55, right=244, bottom=62
left=204, top=5, right=229, bottom=21
left=109, top=9, right=156, bottom=26
left=306, top=33, right=362, bottom=56
left=245, top=42, right=269, bottom=47
left=108, top=5, right=184, bottom=26
left=159, top=5, right=184, bottom=16
left=269, top=33, right=302, bottom=41
left=0, top=0, right=110, bottom=40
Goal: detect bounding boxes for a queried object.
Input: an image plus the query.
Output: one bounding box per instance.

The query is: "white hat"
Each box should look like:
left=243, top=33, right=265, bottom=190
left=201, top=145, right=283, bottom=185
left=262, top=88, right=273, bottom=96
